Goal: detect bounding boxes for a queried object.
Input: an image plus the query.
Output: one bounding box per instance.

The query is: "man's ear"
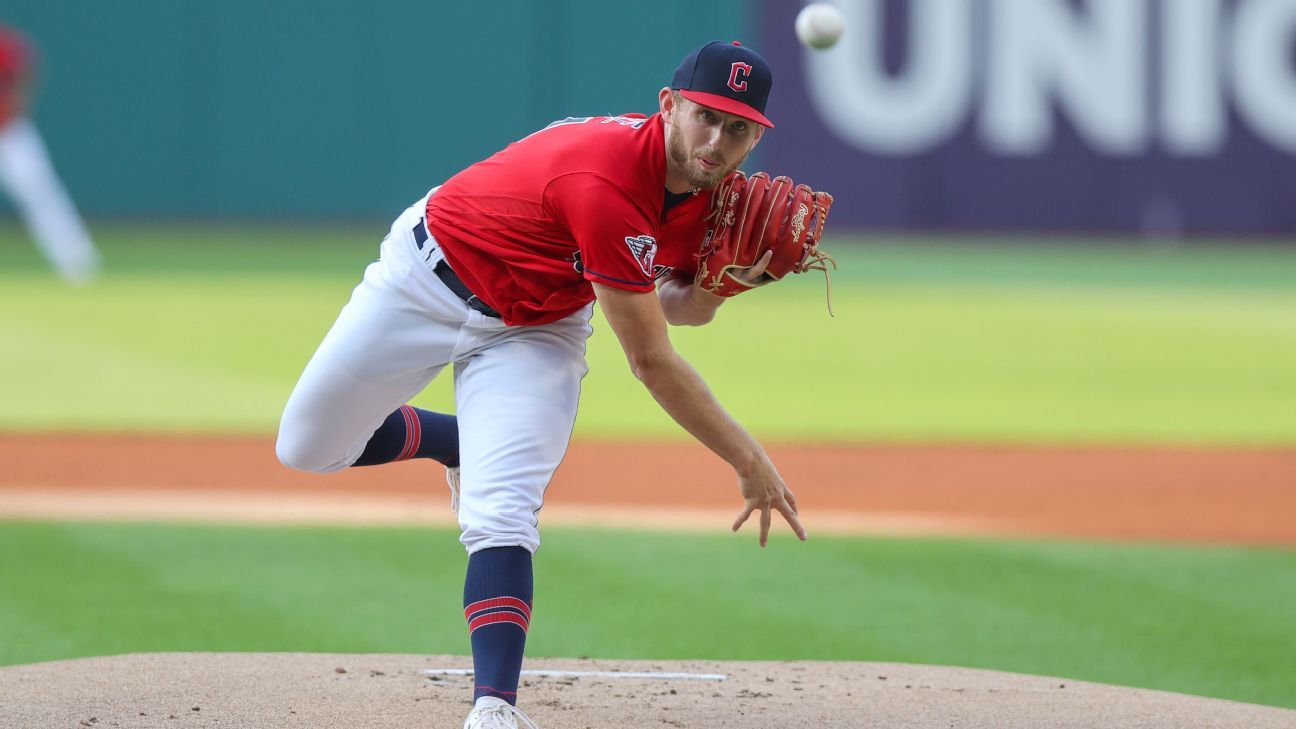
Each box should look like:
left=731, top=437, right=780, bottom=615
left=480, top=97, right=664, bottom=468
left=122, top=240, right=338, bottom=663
left=658, top=87, right=674, bottom=119
left=750, top=125, right=765, bottom=150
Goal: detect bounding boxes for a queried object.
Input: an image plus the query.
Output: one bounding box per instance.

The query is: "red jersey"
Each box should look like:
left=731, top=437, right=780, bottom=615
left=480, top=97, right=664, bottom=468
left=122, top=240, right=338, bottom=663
left=425, top=113, right=712, bottom=326
left=0, top=27, right=32, bottom=125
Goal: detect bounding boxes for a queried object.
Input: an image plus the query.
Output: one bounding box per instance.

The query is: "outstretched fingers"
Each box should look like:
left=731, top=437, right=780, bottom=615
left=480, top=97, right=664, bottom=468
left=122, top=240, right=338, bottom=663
left=734, top=496, right=808, bottom=545
left=732, top=504, right=755, bottom=533
left=785, top=487, right=799, bottom=514
left=777, top=498, right=808, bottom=541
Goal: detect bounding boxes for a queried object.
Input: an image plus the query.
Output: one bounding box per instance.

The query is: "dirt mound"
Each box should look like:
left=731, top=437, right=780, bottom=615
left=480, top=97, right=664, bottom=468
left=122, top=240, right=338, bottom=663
left=2, top=653, right=1291, bottom=728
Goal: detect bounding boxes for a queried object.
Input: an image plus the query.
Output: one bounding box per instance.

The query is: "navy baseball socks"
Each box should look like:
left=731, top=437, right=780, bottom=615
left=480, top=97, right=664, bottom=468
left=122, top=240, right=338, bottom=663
left=351, top=404, right=459, bottom=467
left=463, top=546, right=534, bottom=706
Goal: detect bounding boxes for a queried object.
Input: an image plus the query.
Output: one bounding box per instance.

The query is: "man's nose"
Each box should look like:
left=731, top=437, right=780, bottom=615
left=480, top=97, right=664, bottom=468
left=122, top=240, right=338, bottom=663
left=707, top=125, right=725, bottom=147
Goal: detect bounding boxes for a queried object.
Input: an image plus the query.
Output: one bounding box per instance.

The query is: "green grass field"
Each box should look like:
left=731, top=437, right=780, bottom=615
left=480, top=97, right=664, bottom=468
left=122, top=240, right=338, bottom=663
left=2, top=223, right=1294, bottom=443
left=2, top=523, right=1294, bottom=708
left=2, top=223, right=1295, bottom=709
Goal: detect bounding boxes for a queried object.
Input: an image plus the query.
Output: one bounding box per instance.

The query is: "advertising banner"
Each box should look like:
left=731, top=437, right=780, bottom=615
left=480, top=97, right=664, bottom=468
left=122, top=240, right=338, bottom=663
left=759, top=0, right=1296, bottom=235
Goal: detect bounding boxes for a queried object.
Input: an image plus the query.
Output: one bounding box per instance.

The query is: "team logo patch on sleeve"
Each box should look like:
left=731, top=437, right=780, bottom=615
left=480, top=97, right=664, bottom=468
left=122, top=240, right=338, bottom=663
left=624, top=235, right=658, bottom=277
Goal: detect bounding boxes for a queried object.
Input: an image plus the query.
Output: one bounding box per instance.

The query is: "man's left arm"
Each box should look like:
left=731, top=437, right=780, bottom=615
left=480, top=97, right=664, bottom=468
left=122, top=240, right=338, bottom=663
left=657, top=277, right=721, bottom=326
left=658, top=250, right=772, bottom=326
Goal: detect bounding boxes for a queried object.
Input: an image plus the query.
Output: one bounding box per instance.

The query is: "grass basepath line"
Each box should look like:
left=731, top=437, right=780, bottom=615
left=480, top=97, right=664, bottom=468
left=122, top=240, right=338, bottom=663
left=0, top=487, right=990, bottom=539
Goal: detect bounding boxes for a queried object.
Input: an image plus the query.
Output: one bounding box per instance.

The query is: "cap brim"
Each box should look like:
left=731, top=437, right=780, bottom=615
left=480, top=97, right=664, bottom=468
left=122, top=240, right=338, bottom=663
left=678, top=89, right=774, bottom=128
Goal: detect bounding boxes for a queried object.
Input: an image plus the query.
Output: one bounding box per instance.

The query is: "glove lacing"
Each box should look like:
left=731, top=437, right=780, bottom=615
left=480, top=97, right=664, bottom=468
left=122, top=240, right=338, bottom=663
left=797, top=245, right=838, bottom=317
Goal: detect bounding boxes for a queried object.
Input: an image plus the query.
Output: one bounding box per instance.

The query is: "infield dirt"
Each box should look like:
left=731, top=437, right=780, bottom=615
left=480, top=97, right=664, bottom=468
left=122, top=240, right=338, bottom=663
left=2, top=434, right=1294, bottom=543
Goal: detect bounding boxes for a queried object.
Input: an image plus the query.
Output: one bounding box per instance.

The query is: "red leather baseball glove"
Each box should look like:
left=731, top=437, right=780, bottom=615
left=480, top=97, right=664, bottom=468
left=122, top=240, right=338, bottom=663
left=696, top=171, right=837, bottom=312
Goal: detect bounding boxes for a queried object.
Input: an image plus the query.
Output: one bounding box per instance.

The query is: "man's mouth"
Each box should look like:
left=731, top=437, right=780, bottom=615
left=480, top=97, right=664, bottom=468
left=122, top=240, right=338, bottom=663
left=698, top=156, right=721, bottom=171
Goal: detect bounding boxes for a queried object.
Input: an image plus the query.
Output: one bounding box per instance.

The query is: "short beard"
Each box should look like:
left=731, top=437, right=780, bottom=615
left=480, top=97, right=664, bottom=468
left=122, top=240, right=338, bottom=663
left=666, top=119, right=746, bottom=190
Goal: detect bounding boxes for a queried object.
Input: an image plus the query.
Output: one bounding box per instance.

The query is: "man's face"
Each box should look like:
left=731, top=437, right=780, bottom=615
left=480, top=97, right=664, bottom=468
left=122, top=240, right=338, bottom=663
left=663, top=93, right=764, bottom=190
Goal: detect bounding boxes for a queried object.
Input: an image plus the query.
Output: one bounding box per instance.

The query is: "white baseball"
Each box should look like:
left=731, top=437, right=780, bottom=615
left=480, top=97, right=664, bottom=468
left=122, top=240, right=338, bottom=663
left=796, top=3, right=845, bottom=50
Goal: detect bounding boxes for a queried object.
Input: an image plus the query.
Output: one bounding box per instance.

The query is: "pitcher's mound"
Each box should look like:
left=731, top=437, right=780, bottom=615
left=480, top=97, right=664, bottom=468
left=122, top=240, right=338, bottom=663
left=2, top=653, right=1291, bottom=728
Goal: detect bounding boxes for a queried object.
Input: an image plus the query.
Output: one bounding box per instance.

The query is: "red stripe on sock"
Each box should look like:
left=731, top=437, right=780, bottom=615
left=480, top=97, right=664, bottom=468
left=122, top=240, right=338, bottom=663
left=468, top=611, right=529, bottom=634
left=396, top=405, right=420, bottom=461
left=464, top=596, right=532, bottom=621
left=394, top=407, right=412, bottom=460
left=403, top=406, right=418, bottom=459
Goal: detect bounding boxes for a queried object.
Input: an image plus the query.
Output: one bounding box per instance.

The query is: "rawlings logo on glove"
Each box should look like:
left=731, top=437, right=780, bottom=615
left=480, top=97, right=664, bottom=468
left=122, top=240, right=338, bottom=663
left=696, top=171, right=837, bottom=314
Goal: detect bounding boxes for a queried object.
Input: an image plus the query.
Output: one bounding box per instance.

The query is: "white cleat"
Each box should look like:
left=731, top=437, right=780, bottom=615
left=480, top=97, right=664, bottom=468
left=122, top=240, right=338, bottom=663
left=463, top=696, right=539, bottom=729
left=445, top=465, right=461, bottom=513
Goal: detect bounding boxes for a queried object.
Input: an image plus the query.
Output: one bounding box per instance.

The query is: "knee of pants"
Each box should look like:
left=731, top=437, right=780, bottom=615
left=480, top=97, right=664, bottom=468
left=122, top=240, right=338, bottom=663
left=459, top=515, right=541, bottom=556
left=274, top=429, right=350, bottom=474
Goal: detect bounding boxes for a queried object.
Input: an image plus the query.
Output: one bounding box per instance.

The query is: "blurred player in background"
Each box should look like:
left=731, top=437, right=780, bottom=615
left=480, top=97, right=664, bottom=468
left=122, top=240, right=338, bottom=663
left=0, top=24, right=100, bottom=284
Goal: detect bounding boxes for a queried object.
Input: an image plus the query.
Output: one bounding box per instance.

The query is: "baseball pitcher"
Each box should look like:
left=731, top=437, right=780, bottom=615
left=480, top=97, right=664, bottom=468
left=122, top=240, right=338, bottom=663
left=278, top=41, right=834, bottom=729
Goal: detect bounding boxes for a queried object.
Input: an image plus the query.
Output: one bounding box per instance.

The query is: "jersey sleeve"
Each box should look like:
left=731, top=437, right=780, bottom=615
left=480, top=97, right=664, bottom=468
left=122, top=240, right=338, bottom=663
left=545, top=173, right=660, bottom=293
left=0, top=29, right=33, bottom=79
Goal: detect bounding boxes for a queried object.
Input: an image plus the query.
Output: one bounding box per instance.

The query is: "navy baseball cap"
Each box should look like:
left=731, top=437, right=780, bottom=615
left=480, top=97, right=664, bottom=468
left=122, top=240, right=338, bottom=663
left=671, top=40, right=774, bottom=128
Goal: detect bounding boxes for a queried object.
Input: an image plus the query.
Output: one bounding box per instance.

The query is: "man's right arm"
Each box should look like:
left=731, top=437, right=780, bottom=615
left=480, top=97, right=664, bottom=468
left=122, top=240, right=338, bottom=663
left=591, top=281, right=806, bottom=546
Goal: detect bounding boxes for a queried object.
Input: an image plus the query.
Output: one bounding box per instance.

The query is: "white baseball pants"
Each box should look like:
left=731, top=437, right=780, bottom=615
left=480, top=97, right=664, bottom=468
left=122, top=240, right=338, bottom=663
left=0, top=117, right=100, bottom=283
left=276, top=191, right=593, bottom=554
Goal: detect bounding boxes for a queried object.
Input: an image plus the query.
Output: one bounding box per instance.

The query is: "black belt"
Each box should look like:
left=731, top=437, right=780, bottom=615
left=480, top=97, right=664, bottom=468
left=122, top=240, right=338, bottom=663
left=413, top=221, right=501, bottom=318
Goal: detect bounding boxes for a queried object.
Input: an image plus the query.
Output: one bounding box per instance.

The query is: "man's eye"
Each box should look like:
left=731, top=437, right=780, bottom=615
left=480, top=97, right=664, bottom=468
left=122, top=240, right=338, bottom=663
left=731, top=123, right=746, bottom=133
left=701, top=111, right=717, bottom=122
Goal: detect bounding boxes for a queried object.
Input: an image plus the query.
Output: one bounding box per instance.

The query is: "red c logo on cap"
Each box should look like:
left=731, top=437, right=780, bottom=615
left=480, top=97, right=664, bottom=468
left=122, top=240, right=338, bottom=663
left=728, top=62, right=752, bottom=92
